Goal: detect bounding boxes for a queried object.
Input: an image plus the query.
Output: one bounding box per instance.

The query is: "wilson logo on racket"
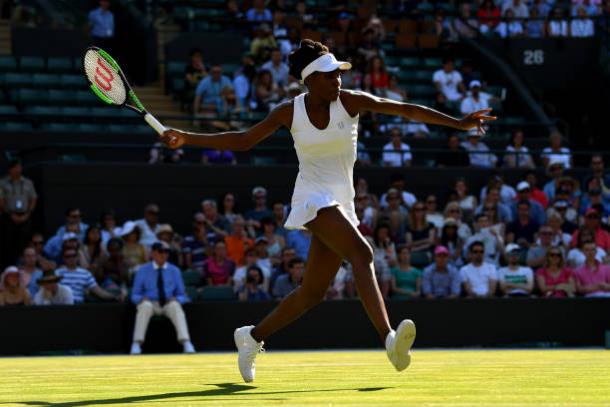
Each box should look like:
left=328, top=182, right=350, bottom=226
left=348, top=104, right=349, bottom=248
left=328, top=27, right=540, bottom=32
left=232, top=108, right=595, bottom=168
left=94, top=57, right=114, bottom=91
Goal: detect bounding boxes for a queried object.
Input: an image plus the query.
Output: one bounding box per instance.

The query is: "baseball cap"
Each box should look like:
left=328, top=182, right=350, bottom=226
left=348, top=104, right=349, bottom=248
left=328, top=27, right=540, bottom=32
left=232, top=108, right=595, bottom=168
left=255, top=236, right=268, bottom=245
left=62, top=232, right=79, bottom=241
left=505, top=243, right=520, bottom=254
left=434, top=245, right=449, bottom=255
left=469, top=80, right=481, bottom=89
left=548, top=158, right=564, bottom=168
left=516, top=181, right=530, bottom=191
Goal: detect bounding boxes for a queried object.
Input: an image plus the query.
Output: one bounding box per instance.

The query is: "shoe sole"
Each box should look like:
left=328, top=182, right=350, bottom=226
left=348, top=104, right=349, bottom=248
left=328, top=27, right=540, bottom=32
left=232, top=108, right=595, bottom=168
left=234, top=329, right=254, bottom=383
left=393, top=319, right=416, bottom=371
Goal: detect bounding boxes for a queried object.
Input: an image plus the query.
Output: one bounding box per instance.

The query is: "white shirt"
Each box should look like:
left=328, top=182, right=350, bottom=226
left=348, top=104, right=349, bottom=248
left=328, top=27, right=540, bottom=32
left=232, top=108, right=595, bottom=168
left=382, top=142, right=412, bottom=167
left=497, top=266, right=533, bottom=295
left=260, top=60, right=290, bottom=86
left=432, top=69, right=463, bottom=101
left=380, top=190, right=417, bottom=209
left=504, top=145, right=534, bottom=168
left=495, top=21, right=524, bottom=38
left=33, top=284, right=74, bottom=305
left=542, top=147, right=572, bottom=169
left=460, top=262, right=498, bottom=296
left=134, top=219, right=160, bottom=247
left=548, top=20, right=568, bottom=37
left=567, top=247, right=606, bottom=267
left=570, top=19, right=594, bottom=37
left=460, top=94, right=490, bottom=115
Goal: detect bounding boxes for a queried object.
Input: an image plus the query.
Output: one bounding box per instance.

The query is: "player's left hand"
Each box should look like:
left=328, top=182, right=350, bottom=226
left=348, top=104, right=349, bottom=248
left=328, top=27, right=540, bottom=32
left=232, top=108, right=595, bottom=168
left=457, top=108, right=497, bottom=135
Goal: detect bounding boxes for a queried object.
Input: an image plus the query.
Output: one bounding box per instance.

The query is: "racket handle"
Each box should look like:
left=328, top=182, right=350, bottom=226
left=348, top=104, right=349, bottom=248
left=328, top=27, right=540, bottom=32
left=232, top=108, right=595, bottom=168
left=144, top=113, right=167, bottom=135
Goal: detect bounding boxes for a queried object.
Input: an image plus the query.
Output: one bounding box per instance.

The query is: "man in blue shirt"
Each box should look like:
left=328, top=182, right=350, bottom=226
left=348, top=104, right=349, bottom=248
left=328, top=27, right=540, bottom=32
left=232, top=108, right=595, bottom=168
left=272, top=257, right=304, bottom=298
left=194, top=65, right=233, bottom=115
left=422, top=246, right=461, bottom=298
left=130, top=242, right=195, bottom=355
left=88, top=0, right=114, bottom=48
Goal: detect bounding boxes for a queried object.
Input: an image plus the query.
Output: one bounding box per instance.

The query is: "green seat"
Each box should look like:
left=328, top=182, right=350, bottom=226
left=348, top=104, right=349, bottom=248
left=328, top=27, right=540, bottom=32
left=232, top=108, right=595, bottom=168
left=414, top=70, right=432, bottom=83
left=49, top=89, right=72, bottom=104
left=185, top=286, right=198, bottom=302
left=400, top=57, right=420, bottom=67
left=40, top=122, right=80, bottom=132
left=222, top=64, right=240, bottom=75
left=116, top=108, right=139, bottom=118
left=0, top=56, right=17, bottom=72
left=133, top=125, right=153, bottom=135
left=76, top=90, right=102, bottom=105
left=78, top=123, right=105, bottom=132
left=252, top=156, right=278, bottom=165
left=32, top=73, right=59, bottom=88
left=409, top=85, right=436, bottom=98
left=199, top=286, right=235, bottom=301
left=24, top=105, right=61, bottom=116
left=19, top=56, right=45, bottom=72
left=182, top=270, right=202, bottom=286
left=166, top=61, right=184, bottom=76
left=0, top=122, right=33, bottom=131
left=0, top=105, right=18, bottom=115
left=410, top=251, right=431, bottom=269
left=106, top=124, right=134, bottom=133
left=13, top=89, right=49, bottom=104
left=396, top=70, right=417, bottom=82
left=47, top=57, right=73, bottom=73
left=90, top=106, right=117, bottom=117
left=61, top=106, right=90, bottom=116
left=60, top=74, right=86, bottom=88
left=2, top=73, right=32, bottom=87
left=172, top=77, right=185, bottom=93
left=59, top=154, right=87, bottom=162
left=422, top=58, right=443, bottom=68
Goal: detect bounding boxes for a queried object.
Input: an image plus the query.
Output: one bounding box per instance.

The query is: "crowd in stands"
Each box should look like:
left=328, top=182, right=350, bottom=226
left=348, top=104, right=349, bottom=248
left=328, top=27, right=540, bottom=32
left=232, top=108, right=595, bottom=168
left=2, top=151, right=610, bottom=306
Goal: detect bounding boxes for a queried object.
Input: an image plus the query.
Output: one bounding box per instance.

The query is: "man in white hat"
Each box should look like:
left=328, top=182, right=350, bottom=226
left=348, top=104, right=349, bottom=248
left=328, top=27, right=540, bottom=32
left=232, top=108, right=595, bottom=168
left=460, top=80, right=490, bottom=115
left=460, top=128, right=497, bottom=168
left=497, top=243, right=534, bottom=297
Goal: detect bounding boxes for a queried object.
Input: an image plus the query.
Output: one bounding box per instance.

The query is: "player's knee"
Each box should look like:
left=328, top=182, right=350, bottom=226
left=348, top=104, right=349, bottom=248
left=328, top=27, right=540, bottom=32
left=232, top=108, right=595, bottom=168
left=138, top=300, right=153, bottom=313
left=347, top=241, right=374, bottom=267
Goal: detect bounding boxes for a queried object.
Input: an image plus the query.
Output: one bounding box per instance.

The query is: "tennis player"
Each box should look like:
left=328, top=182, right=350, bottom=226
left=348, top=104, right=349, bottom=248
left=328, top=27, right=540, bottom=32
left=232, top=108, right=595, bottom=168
left=161, top=39, right=496, bottom=382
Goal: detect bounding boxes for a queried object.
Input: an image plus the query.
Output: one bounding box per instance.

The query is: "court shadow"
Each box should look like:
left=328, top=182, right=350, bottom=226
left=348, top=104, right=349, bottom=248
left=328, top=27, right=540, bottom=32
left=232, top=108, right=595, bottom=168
left=13, top=383, right=393, bottom=406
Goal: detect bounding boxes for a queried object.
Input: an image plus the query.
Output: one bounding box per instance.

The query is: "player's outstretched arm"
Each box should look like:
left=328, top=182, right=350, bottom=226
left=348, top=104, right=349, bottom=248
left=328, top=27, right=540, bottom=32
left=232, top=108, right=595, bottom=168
left=160, top=102, right=293, bottom=151
left=341, top=90, right=496, bottom=135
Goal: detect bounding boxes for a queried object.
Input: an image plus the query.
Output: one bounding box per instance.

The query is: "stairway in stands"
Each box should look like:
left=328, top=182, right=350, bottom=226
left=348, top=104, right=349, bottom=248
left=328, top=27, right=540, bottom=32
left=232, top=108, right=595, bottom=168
left=0, top=19, right=11, bottom=55
left=132, top=83, right=188, bottom=130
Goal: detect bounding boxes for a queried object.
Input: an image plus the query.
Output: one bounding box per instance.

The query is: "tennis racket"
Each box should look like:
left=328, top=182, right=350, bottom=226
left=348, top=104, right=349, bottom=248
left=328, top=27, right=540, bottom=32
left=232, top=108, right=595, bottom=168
left=82, top=46, right=166, bottom=135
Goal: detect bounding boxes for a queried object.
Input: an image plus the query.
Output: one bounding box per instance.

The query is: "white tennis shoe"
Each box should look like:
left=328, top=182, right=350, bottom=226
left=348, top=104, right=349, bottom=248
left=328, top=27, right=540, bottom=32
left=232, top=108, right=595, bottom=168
left=385, top=319, right=416, bottom=371
left=234, top=326, right=264, bottom=383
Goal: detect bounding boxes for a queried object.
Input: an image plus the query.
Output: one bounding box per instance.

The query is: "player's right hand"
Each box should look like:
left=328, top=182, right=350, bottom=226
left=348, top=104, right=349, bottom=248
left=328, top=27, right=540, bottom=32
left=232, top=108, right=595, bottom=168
left=161, top=129, right=186, bottom=149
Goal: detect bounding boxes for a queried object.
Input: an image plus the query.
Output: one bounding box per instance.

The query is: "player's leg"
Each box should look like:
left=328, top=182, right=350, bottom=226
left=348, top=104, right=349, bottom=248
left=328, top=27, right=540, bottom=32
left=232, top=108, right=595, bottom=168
left=250, top=234, right=343, bottom=341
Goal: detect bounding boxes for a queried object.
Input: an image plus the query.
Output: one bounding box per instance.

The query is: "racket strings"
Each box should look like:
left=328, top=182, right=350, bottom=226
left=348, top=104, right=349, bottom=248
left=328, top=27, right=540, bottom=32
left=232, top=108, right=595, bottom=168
left=84, top=49, right=126, bottom=105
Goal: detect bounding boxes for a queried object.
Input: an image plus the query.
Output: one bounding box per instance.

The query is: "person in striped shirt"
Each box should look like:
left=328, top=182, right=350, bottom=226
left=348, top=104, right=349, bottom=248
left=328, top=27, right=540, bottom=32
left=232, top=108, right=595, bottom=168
left=55, top=248, right=119, bottom=303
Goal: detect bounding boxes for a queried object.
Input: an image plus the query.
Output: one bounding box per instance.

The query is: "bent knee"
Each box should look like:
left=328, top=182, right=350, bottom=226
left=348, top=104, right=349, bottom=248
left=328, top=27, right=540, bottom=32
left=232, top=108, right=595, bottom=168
left=346, top=240, right=374, bottom=266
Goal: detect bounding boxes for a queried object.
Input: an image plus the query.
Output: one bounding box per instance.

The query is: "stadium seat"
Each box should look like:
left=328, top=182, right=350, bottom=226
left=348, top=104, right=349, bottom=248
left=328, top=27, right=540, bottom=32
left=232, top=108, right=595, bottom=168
left=12, top=89, right=49, bottom=104
left=0, top=122, right=33, bottom=131
left=32, top=73, right=60, bottom=88
left=0, top=105, right=18, bottom=115
left=40, top=122, right=80, bottom=132
left=422, top=58, right=442, bottom=68
left=59, top=154, right=88, bottom=162
left=199, top=286, right=235, bottom=301
left=171, top=77, right=185, bottom=93
left=182, top=270, right=202, bottom=286
left=395, top=34, right=417, bottom=49
left=414, top=70, right=432, bottom=83
left=60, top=74, right=86, bottom=88
left=409, top=85, right=436, bottom=98
left=75, top=90, right=102, bottom=105
left=78, top=123, right=105, bottom=133
left=106, top=124, right=134, bottom=133
left=90, top=106, right=118, bottom=117
left=24, top=106, right=61, bottom=116
left=398, top=20, right=418, bottom=34
left=410, top=252, right=431, bottom=269
left=185, top=286, right=198, bottom=302
left=166, top=61, right=184, bottom=77
left=418, top=34, right=440, bottom=49
left=222, top=64, right=240, bottom=75
left=49, top=89, right=74, bottom=105
left=400, top=57, right=420, bottom=68
left=47, top=57, right=74, bottom=73
left=1, top=73, right=33, bottom=88
left=0, top=56, right=17, bottom=72
left=19, top=56, right=45, bottom=72
left=61, top=106, right=91, bottom=117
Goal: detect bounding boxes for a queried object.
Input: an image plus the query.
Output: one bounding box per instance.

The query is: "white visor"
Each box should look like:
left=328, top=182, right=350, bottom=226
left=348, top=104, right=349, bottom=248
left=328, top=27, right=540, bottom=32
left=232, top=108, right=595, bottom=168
left=300, top=53, right=352, bottom=83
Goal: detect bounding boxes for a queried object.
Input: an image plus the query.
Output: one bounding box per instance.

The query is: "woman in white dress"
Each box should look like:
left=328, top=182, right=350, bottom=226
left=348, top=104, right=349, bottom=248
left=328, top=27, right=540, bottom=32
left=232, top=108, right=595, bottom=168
left=161, top=40, right=495, bottom=382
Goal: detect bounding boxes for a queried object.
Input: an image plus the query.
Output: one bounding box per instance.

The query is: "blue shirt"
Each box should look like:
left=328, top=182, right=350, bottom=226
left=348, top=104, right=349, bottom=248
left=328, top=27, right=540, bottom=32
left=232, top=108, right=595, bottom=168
left=510, top=199, right=546, bottom=225
left=246, top=8, right=272, bottom=22
left=422, top=263, right=461, bottom=298
left=286, top=230, right=312, bottom=260
left=89, top=7, right=114, bottom=38
left=195, top=76, right=233, bottom=108
left=131, top=262, right=187, bottom=304
left=55, top=267, right=97, bottom=303
left=25, top=270, right=43, bottom=297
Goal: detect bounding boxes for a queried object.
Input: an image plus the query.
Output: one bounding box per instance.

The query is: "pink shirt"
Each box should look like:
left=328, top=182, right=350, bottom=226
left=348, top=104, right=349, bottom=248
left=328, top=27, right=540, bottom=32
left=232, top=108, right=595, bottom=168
left=536, top=267, right=573, bottom=298
left=574, top=263, right=610, bottom=296
left=570, top=228, right=610, bottom=250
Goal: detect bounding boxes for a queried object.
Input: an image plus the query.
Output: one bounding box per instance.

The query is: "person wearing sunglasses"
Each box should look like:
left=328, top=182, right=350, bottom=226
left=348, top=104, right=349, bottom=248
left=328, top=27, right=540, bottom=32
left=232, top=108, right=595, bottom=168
left=570, top=208, right=610, bottom=252
left=460, top=241, right=498, bottom=298
left=573, top=241, right=610, bottom=298
left=536, top=248, right=575, bottom=298
left=527, top=225, right=560, bottom=269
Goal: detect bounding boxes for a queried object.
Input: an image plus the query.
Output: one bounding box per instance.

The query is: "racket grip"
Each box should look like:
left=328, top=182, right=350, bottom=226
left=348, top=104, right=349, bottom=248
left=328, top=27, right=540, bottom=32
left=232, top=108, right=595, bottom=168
left=144, top=113, right=167, bottom=135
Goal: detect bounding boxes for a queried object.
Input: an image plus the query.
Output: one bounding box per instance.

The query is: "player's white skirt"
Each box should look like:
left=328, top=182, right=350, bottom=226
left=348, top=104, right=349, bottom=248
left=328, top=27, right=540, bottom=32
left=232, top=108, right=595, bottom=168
left=284, top=191, right=359, bottom=230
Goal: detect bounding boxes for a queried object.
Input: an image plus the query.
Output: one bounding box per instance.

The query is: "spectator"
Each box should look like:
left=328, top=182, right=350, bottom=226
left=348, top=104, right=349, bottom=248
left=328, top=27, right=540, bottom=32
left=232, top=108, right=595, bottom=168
left=542, top=131, right=572, bottom=170
left=58, top=231, right=88, bottom=269
left=422, top=246, right=461, bottom=298
left=477, top=186, right=513, bottom=223
left=246, top=0, right=272, bottom=23
left=532, top=0, right=552, bottom=18
left=526, top=7, right=545, bottom=38
left=390, top=245, right=422, bottom=299
left=461, top=80, right=490, bottom=115
left=432, top=57, right=465, bottom=105
left=55, top=249, right=118, bottom=304
left=130, top=242, right=195, bottom=355
left=443, top=202, right=473, bottom=240
left=254, top=70, right=284, bottom=112
left=0, top=266, right=31, bottom=305
left=406, top=201, right=437, bottom=258
left=572, top=0, right=601, bottom=17
left=453, top=178, right=478, bottom=222
left=149, top=142, right=184, bottom=164
left=0, top=158, right=37, bottom=267
left=193, top=65, right=232, bottom=117
left=100, top=209, right=119, bottom=248
left=461, top=130, right=498, bottom=168
left=260, top=217, right=285, bottom=262
left=19, top=247, right=42, bottom=297
left=253, top=236, right=272, bottom=275
left=452, top=3, right=479, bottom=38
left=356, top=28, right=382, bottom=70
left=477, top=0, right=502, bottom=34
left=356, top=140, right=373, bottom=166
left=481, top=174, right=517, bottom=206
left=526, top=225, right=559, bottom=268
left=272, top=9, right=290, bottom=56
left=439, top=218, right=465, bottom=267
left=261, top=48, right=289, bottom=88
left=29, top=233, right=56, bottom=272
left=425, top=194, right=444, bottom=231
left=250, top=24, right=278, bottom=64
left=201, top=148, right=237, bottom=165
left=216, top=85, right=244, bottom=119
left=233, top=248, right=269, bottom=292
left=524, top=171, right=549, bottom=209
left=379, top=188, right=408, bottom=241
left=98, top=238, right=129, bottom=294
left=382, top=128, right=412, bottom=167
left=571, top=208, right=610, bottom=250
left=82, top=224, right=106, bottom=279
left=502, top=0, right=529, bottom=18
left=269, top=246, right=296, bottom=288
left=33, top=269, right=74, bottom=305
left=547, top=7, right=569, bottom=37
left=245, top=186, right=273, bottom=233
left=550, top=200, right=578, bottom=234
left=120, top=221, right=147, bottom=271
left=543, top=159, right=566, bottom=201
left=272, top=257, right=304, bottom=298
left=53, top=207, right=88, bottom=241
left=202, top=199, right=230, bottom=238
left=404, top=120, right=430, bottom=139
left=536, top=247, right=575, bottom=297
left=134, top=204, right=161, bottom=248
left=220, top=193, right=241, bottom=226
left=460, top=241, right=498, bottom=298
left=380, top=173, right=417, bottom=210
left=233, top=53, right=256, bottom=108
left=495, top=9, right=525, bottom=38
left=466, top=213, right=504, bottom=264
left=511, top=182, right=546, bottom=225
left=573, top=241, right=610, bottom=297
left=567, top=228, right=607, bottom=267
left=88, top=0, right=114, bottom=49
left=506, top=200, right=540, bottom=248
left=384, top=74, right=408, bottom=102
left=571, top=6, right=595, bottom=37
left=155, top=224, right=183, bottom=269
left=237, top=265, right=270, bottom=302
left=580, top=184, right=610, bottom=217
left=183, top=49, right=207, bottom=108
left=365, top=55, right=389, bottom=95
left=284, top=227, right=310, bottom=259
left=547, top=211, right=573, bottom=248
left=363, top=14, right=386, bottom=43
left=203, top=241, right=235, bottom=287
left=224, top=216, right=253, bottom=267
left=182, top=213, right=211, bottom=274
left=296, top=1, right=316, bottom=26
left=498, top=244, right=534, bottom=297
left=582, top=154, right=610, bottom=195
left=372, top=223, right=396, bottom=298
left=436, top=134, right=470, bottom=167
left=503, top=129, right=535, bottom=168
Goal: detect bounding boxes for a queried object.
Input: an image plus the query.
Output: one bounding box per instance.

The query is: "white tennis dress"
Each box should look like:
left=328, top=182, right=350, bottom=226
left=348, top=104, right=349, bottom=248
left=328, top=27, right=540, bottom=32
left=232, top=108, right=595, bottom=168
left=284, top=93, right=360, bottom=230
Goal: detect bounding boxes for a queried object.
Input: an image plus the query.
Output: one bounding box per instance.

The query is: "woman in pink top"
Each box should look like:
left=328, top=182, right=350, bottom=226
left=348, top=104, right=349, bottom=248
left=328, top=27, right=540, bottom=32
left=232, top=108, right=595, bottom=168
left=573, top=242, right=610, bottom=297
left=203, top=241, right=235, bottom=286
left=536, top=247, right=575, bottom=297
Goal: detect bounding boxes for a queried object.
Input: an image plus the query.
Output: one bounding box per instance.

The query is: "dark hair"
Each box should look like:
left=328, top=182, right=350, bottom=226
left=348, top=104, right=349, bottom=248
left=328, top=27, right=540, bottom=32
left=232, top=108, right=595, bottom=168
left=106, top=237, right=124, bottom=252
left=246, top=265, right=265, bottom=284
left=84, top=224, right=102, bottom=260
left=517, top=199, right=531, bottom=208
left=65, top=207, right=80, bottom=217
left=189, top=48, right=202, bottom=57
left=288, top=257, right=305, bottom=269
left=373, top=222, right=391, bottom=246
left=288, top=39, right=329, bottom=80
left=469, top=241, right=484, bottom=252
left=390, top=171, right=404, bottom=183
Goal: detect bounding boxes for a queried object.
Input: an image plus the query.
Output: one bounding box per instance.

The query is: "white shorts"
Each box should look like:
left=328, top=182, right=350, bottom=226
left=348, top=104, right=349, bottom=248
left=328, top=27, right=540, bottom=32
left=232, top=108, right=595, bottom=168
left=284, top=191, right=359, bottom=230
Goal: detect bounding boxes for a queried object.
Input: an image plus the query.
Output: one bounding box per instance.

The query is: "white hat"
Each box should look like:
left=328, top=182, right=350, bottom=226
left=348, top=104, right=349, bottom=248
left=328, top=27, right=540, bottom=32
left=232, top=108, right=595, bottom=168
left=516, top=181, right=530, bottom=191
left=469, top=80, right=481, bottom=89
left=505, top=243, right=520, bottom=254
left=548, top=157, right=565, bottom=168
left=62, top=232, right=79, bottom=241
left=3, top=266, right=19, bottom=274
left=300, top=53, right=351, bottom=83
left=120, top=221, right=139, bottom=237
